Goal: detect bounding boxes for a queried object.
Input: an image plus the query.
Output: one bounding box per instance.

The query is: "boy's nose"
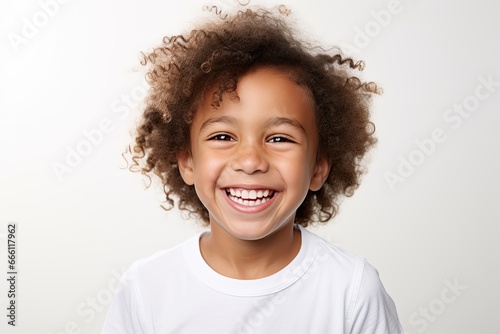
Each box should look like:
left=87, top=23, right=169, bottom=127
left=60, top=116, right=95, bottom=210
left=230, top=143, right=269, bottom=174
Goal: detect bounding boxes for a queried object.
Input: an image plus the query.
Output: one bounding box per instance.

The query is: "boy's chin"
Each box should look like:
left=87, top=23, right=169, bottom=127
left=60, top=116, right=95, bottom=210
left=211, top=218, right=290, bottom=242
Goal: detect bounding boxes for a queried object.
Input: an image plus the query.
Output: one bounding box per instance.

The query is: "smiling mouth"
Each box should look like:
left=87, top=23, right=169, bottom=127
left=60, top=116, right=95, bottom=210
left=225, top=188, right=275, bottom=206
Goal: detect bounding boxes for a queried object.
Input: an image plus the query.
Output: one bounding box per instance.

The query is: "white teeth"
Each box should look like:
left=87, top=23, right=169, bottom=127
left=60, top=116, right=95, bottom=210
left=241, top=189, right=249, bottom=199
left=226, top=189, right=273, bottom=206
left=226, top=188, right=273, bottom=199
left=226, top=188, right=274, bottom=206
left=228, top=195, right=271, bottom=206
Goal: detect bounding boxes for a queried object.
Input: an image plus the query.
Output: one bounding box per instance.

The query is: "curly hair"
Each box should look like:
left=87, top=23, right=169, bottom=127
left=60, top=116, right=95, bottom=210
left=128, top=6, right=380, bottom=227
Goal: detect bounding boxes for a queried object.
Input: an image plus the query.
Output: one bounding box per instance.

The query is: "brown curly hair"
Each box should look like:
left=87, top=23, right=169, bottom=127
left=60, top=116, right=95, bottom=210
left=128, top=6, right=380, bottom=227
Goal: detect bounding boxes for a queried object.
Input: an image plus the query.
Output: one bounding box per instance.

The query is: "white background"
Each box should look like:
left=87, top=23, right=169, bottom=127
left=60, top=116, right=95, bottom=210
left=1, top=0, right=499, bottom=333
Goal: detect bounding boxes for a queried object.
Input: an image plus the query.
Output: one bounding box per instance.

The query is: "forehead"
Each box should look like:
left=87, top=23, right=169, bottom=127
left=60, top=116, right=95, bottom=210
left=196, top=66, right=316, bottom=121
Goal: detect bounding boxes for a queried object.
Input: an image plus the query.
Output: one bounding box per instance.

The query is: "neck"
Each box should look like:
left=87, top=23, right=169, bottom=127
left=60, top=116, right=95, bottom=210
left=200, top=222, right=301, bottom=280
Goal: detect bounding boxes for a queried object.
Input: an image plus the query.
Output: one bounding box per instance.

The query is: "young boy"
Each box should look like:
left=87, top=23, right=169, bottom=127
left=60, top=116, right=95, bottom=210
left=103, top=6, right=403, bottom=334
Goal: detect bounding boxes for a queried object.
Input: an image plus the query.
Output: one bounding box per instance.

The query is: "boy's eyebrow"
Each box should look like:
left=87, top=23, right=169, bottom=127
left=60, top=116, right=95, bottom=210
left=268, top=117, right=306, bottom=133
left=199, top=116, right=236, bottom=132
left=199, top=116, right=307, bottom=133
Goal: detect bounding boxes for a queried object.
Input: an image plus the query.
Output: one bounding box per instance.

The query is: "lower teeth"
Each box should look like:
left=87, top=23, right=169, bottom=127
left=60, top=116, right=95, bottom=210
left=228, top=194, right=271, bottom=206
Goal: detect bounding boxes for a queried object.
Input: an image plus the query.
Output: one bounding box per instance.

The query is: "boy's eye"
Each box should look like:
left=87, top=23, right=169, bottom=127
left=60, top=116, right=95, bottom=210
left=209, top=134, right=234, bottom=141
left=267, top=136, right=294, bottom=143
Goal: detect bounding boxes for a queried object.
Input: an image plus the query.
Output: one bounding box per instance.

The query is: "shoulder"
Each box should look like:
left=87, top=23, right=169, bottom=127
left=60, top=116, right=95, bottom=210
left=307, top=229, right=386, bottom=302
left=120, top=233, right=200, bottom=290
left=301, top=227, right=366, bottom=278
left=301, top=227, right=403, bottom=333
left=347, top=259, right=404, bottom=333
left=102, top=234, right=201, bottom=333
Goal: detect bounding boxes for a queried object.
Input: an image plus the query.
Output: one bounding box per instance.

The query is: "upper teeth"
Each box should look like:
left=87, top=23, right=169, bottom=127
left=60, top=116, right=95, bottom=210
left=228, top=188, right=271, bottom=199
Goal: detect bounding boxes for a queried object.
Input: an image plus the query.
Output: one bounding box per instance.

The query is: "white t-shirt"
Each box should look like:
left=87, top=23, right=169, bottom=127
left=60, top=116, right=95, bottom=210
left=102, top=226, right=403, bottom=333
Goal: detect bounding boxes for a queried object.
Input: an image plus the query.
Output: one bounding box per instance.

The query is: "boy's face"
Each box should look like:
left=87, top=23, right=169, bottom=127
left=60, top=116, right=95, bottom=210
left=178, top=66, right=330, bottom=241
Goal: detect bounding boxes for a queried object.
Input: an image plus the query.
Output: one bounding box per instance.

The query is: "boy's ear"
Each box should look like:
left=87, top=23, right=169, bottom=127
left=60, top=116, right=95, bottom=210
left=177, top=150, right=195, bottom=186
left=309, top=156, right=330, bottom=191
